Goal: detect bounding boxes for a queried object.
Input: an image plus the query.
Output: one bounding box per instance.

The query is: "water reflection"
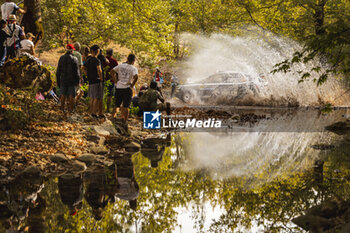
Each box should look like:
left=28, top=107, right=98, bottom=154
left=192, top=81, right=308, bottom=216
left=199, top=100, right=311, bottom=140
left=140, top=135, right=172, bottom=168
left=58, top=174, right=83, bottom=216
left=0, top=174, right=46, bottom=232
left=0, top=118, right=350, bottom=232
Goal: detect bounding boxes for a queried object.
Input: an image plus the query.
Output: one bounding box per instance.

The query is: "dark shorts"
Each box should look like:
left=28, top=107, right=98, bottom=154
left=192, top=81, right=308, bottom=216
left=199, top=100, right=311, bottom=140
left=60, top=85, right=76, bottom=97
left=88, top=82, right=104, bottom=100
left=106, top=81, right=115, bottom=97
left=115, top=88, right=132, bottom=108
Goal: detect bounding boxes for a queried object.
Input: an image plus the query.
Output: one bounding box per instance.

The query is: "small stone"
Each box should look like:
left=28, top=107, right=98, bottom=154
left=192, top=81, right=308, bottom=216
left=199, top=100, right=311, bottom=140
left=101, top=120, right=119, bottom=135
left=98, top=136, right=106, bottom=146
left=77, top=154, right=97, bottom=165
left=26, top=150, right=34, bottom=155
left=86, top=135, right=101, bottom=144
left=50, top=153, right=69, bottom=163
left=22, top=165, right=41, bottom=176
left=90, top=146, right=108, bottom=155
left=85, top=135, right=105, bottom=146
left=124, top=142, right=141, bottom=153
left=94, top=126, right=110, bottom=136
left=0, top=165, right=8, bottom=176
left=103, top=160, right=114, bottom=167
left=12, top=151, right=22, bottom=156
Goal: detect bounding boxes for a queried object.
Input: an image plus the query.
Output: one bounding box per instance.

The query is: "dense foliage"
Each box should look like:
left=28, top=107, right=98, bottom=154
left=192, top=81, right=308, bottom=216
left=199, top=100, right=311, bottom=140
left=0, top=0, right=347, bottom=79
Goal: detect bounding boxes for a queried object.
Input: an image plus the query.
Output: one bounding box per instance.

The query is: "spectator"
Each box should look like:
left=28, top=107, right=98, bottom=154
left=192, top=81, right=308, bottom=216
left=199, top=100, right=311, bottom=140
left=56, top=44, right=80, bottom=114
left=97, top=49, right=109, bottom=116
left=131, top=83, right=148, bottom=117
left=5, top=14, right=24, bottom=59
left=20, top=32, right=35, bottom=56
left=105, top=48, right=118, bottom=113
left=82, top=46, right=90, bottom=64
left=152, top=67, right=164, bottom=88
left=111, top=54, right=138, bottom=122
left=72, top=42, right=83, bottom=67
left=139, top=81, right=170, bottom=115
left=81, top=46, right=90, bottom=85
left=72, top=42, right=84, bottom=103
left=83, top=44, right=103, bottom=118
left=1, top=0, right=25, bottom=21
left=0, top=19, right=8, bottom=66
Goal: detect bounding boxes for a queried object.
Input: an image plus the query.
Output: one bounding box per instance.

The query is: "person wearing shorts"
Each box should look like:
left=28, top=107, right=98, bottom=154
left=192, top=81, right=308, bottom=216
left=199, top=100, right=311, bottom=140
left=105, top=48, right=118, bottom=113
left=111, top=54, right=138, bottom=122
left=83, top=44, right=103, bottom=118
left=56, top=44, right=80, bottom=113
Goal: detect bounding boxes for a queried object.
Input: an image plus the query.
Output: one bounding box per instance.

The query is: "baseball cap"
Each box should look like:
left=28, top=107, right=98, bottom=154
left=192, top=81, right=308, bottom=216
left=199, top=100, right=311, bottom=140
left=66, top=44, right=75, bottom=50
left=8, top=15, right=16, bottom=21
left=26, top=32, right=35, bottom=39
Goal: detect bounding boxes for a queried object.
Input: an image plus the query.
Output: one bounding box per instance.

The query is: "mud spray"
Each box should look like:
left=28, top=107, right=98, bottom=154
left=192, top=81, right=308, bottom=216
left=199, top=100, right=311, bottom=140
left=177, top=33, right=350, bottom=107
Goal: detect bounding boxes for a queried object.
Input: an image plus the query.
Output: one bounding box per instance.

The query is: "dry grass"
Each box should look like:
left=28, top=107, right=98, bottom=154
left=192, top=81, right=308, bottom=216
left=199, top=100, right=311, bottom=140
left=37, top=47, right=65, bottom=68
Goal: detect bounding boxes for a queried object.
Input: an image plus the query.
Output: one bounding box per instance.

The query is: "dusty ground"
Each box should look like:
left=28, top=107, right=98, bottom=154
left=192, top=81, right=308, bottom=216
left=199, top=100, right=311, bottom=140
left=0, top=98, right=165, bottom=183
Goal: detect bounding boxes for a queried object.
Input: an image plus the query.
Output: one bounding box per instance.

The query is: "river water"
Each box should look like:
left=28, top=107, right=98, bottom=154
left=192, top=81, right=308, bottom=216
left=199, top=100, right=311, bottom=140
left=1, top=108, right=350, bottom=232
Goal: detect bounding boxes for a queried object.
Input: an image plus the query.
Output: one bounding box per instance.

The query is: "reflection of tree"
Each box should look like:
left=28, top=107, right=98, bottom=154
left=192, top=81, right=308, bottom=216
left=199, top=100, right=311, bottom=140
left=5, top=134, right=350, bottom=232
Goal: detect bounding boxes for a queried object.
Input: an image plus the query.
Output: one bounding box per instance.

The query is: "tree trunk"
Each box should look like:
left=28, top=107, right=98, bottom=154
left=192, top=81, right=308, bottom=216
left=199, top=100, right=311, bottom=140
left=173, top=22, right=180, bottom=59
left=314, top=0, right=327, bottom=35
left=21, top=0, right=43, bottom=46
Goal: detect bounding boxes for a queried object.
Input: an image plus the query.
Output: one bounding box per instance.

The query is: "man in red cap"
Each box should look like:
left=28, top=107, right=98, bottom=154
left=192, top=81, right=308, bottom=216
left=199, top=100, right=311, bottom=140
left=56, top=44, right=80, bottom=114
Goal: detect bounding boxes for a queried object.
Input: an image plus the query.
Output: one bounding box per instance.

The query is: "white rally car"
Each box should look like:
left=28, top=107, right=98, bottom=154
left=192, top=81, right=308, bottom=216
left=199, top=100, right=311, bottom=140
left=175, top=71, right=267, bottom=103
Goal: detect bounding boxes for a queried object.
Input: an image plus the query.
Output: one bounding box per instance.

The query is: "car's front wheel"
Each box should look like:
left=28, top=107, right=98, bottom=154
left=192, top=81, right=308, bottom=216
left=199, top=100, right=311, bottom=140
left=182, top=91, right=193, bottom=103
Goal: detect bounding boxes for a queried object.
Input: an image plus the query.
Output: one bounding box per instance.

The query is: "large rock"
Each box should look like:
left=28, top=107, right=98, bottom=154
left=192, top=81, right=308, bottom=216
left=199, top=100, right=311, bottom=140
left=124, top=142, right=141, bottom=153
left=101, top=120, right=119, bottom=135
left=22, top=165, right=41, bottom=177
left=1, top=54, right=52, bottom=93
left=93, top=125, right=110, bottom=136
left=325, top=121, right=350, bottom=135
left=77, top=153, right=98, bottom=165
left=292, top=215, right=335, bottom=232
left=90, top=146, right=108, bottom=155
left=86, top=135, right=105, bottom=145
left=50, top=153, right=69, bottom=163
left=91, top=120, right=120, bottom=136
left=111, top=118, right=130, bottom=136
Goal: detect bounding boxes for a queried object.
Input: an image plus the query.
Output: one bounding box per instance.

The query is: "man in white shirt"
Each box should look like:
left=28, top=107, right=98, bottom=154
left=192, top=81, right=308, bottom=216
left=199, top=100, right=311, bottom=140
left=1, top=0, right=25, bottom=21
left=111, top=54, right=138, bottom=122
left=20, top=32, right=35, bottom=56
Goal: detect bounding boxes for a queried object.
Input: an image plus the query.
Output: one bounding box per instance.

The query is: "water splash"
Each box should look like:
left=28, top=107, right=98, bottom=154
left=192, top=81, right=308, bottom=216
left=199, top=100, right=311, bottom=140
left=177, top=109, right=344, bottom=187
left=178, top=33, right=350, bottom=106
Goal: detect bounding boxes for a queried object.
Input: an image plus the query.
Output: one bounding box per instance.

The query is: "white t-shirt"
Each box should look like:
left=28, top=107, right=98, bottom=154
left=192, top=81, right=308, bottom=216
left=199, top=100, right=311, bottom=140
left=1, top=2, right=19, bottom=20
left=20, top=39, right=34, bottom=51
left=113, top=63, right=138, bottom=89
